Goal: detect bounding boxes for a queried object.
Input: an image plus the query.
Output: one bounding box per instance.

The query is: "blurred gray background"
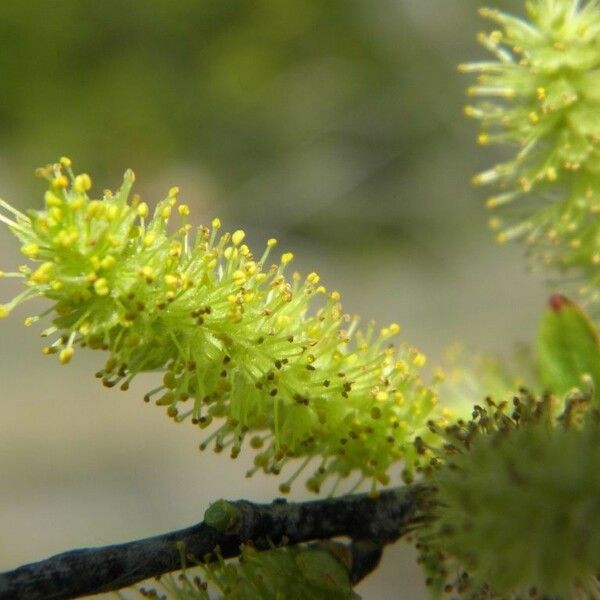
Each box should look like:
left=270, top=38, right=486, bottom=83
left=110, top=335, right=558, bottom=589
left=0, top=0, right=547, bottom=597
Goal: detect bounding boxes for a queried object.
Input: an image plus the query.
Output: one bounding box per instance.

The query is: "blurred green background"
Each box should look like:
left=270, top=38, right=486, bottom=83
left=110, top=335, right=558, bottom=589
left=0, top=1, right=547, bottom=597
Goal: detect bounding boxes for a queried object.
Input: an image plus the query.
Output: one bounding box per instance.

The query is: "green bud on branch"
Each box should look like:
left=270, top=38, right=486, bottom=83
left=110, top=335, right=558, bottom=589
left=204, top=500, right=241, bottom=534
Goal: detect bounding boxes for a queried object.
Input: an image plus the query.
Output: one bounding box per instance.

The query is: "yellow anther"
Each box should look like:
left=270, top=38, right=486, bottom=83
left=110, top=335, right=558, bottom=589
left=168, top=186, right=179, bottom=198
left=537, top=87, right=546, bottom=101
left=94, top=278, right=110, bottom=296
left=232, top=230, right=246, bottom=246
left=281, top=252, right=294, bottom=265
left=137, top=202, right=149, bottom=218
left=477, top=133, right=490, bottom=145
left=106, top=205, right=119, bottom=220
left=389, top=323, right=401, bottom=335
left=52, top=175, right=69, bottom=190
left=518, top=177, right=531, bottom=192
left=169, top=241, right=182, bottom=258
left=59, top=156, right=72, bottom=168
left=413, top=352, right=427, bottom=367
left=211, top=217, right=222, bottom=229
left=488, top=217, right=502, bottom=230
left=0, top=306, right=8, bottom=319
left=528, top=111, right=539, bottom=124
left=21, top=243, right=39, bottom=258
left=90, top=257, right=101, bottom=271
left=546, top=167, right=557, bottom=181
left=330, top=291, right=341, bottom=302
left=143, top=232, right=156, bottom=247
left=59, top=347, right=74, bottom=364
left=233, top=270, right=247, bottom=286
left=139, top=266, right=155, bottom=281
left=277, top=315, right=292, bottom=328
left=489, top=30, right=502, bottom=43
left=100, top=255, right=116, bottom=270
left=160, top=205, right=172, bottom=219
left=307, top=272, right=320, bottom=284
left=163, top=274, right=179, bottom=290
left=74, top=174, right=92, bottom=193
left=177, top=204, right=190, bottom=216
left=30, top=262, right=54, bottom=284
left=308, top=324, right=321, bottom=337
left=267, top=238, right=277, bottom=248
left=86, top=200, right=104, bottom=219
left=496, top=232, right=508, bottom=244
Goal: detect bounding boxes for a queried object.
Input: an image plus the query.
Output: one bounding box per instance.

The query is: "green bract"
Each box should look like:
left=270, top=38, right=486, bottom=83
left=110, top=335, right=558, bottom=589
left=463, top=0, right=600, bottom=299
left=0, top=159, right=437, bottom=493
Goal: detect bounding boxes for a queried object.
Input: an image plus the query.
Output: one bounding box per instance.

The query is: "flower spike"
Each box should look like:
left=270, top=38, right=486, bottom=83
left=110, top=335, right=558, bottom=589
left=464, top=0, right=600, bottom=298
left=0, top=158, right=438, bottom=492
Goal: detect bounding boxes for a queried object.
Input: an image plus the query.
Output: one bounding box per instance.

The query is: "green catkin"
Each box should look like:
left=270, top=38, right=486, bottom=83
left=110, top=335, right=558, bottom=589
left=416, top=391, right=600, bottom=599
left=140, top=544, right=358, bottom=600
left=0, top=159, right=438, bottom=492
left=463, top=0, right=600, bottom=300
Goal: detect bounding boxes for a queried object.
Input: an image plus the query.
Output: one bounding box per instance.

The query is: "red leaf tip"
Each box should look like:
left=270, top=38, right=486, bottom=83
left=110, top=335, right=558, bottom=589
left=548, top=294, right=571, bottom=312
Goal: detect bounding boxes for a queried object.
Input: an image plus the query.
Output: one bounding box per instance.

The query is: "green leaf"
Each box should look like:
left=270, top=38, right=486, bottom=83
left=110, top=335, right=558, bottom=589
left=537, top=294, right=600, bottom=396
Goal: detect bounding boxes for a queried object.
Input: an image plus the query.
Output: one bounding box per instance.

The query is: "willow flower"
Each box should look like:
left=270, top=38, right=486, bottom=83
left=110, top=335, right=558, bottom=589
left=416, top=392, right=600, bottom=599
left=0, top=159, right=437, bottom=493
left=463, top=0, right=600, bottom=299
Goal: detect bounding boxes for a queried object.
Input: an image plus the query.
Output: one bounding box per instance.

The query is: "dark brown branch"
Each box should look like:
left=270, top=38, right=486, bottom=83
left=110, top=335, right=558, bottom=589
left=0, top=483, right=430, bottom=600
